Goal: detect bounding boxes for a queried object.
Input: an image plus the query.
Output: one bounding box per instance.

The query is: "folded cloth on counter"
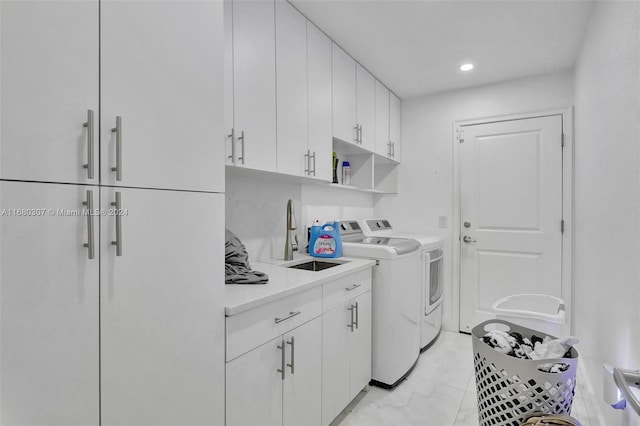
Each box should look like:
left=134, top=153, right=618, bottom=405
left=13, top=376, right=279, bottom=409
left=225, top=228, right=268, bottom=285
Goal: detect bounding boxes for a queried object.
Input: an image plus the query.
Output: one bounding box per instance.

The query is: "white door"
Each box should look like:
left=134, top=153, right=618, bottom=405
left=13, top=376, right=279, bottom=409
left=332, top=44, right=357, bottom=145
left=349, top=291, right=372, bottom=400
left=459, top=115, right=563, bottom=332
left=226, top=336, right=283, bottom=426
left=389, top=93, right=401, bottom=161
left=232, top=0, right=277, bottom=172
left=101, top=0, right=223, bottom=192
left=276, top=0, right=308, bottom=178
left=283, top=318, right=322, bottom=426
left=0, top=0, right=98, bottom=184
left=307, top=22, right=333, bottom=182
left=375, top=81, right=390, bottom=158
left=321, top=305, right=350, bottom=426
left=100, top=188, right=224, bottom=425
left=356, top=64, right=376, bottom=152
left=0, top=181, right=99, bottom=425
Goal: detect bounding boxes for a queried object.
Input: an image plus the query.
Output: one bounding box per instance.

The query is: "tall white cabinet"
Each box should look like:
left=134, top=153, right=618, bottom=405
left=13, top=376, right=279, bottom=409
left=0, top=1, right=225, bottom=425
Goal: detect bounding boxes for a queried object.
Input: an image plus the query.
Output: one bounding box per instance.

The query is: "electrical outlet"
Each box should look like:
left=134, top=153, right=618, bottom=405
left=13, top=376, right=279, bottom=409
left=438, top=216, right=447, bottom=228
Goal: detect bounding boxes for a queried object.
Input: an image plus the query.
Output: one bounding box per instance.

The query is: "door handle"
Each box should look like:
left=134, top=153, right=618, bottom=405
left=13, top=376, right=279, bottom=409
left=347, top=303, right=355, bottom=332
left=111, top=116, right=122, bottom=181
left=277, top=340, right=285, bottom=380
left=286, top=337, right=295, bottom=374
left=237, top=131, right=245, bottom=164
left=83, top=110, right=95, bottom=179
left=462, top=235, right=477, bottom=243
left=82, top=189, right=95, bottom=259
left=228, top=128, right=235, bottom=164
left=111, top=192, right=123, bottom=256
left=304, top=150, right=310, bottom=175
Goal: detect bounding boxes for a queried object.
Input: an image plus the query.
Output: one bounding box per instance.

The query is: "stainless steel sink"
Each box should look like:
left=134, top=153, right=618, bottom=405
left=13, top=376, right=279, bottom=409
left=286, top=260, right=345, bottom=271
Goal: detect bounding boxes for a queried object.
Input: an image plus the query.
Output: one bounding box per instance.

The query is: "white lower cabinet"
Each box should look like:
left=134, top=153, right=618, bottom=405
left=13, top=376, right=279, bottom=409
left=321, top=270, right=372, bottom=426
left=226, top=268, right=372, bottom=426
left=226, top=317, right=322, bottom=426
left=0, top=181, right=99, bottom=426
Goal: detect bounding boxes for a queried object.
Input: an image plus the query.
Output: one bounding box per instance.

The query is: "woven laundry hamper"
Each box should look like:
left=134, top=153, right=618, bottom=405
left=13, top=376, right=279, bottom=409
left=472, top=319, right=578, bottom=426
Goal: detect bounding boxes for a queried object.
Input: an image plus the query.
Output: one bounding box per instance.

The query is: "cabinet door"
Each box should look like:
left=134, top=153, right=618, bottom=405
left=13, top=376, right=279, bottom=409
left=375, top=81, right=391, bottom=157
left=224, top=0, right=235, bottom=166
left=283, top=318, right=322, bottom=426
left=226, top=336, right=283, bottom=426
left=307, top=22, right=333, bottom=182
left=321, top=305, right=351, bottom=426
left=0, top=1, right=98, bottom=184
left=349, top=291, right=372, bottom=400
left=276, top=1, right=308, bottom=178
left=356, top=64, right=376, bottom=152
left=332, top=44, right=357, bottom=145
left=101, top=0, right=224, bottom=192
left=100, top=188, right=224, bottom=426
left=232, top=0, right=277, bottom=172
left=389, top=92, right=402, bottom=161
left=0, top=181, right=99, bottom=425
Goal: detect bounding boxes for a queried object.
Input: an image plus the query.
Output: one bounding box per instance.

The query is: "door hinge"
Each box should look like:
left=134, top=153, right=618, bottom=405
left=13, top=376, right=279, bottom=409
left=561, top=219, right=565, bottom=234
left=457, top=127, right=465, bottom=143
left=561, top=133, right=565, bottom=148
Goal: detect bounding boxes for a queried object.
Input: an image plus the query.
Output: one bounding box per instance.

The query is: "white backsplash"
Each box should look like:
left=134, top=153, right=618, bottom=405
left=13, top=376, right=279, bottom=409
left=226, top=172, right=374, bottom=262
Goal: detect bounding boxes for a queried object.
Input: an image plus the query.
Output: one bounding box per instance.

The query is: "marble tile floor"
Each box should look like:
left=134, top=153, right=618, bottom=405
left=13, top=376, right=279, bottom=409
left=335, top=331, right=598, bottom=426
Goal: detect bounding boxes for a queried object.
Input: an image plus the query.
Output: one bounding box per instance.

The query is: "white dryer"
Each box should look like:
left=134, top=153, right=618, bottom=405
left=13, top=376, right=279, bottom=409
left=360, top=219, right=444, bottom=351
left=339, top=220, right=421, bottom=388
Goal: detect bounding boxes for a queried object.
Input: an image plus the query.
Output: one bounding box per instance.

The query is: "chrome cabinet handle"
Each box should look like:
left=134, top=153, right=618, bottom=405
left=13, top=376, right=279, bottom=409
left=354, top=301, right=359, bottom=329
left=310, top=151, right=316, bottom=176
left=286, top=337, right=295, bottom=374
left=304, top=150, right=310, bottom=175
left=347, top=304, right=355, bottom=332
left=83, top=110, right=95, bottom=179
left=387, top=141, right=392, bottom=157
left=228, top=128, right=236, bottom=164
left=345, top=283, right=362, bottom=292
left=392, top=141, right=395, bottom=157
left=353, top=124, right=359, bottom=143
left=111, top=192, right=122, bottom=256
left=358, top=125, right=363, bottom=144
left=277, top=340, right=285, bottom=380
left=237, top=131, right=245, bottom=164
left=462, top=235, right=477, bottom=244
left=274, top=311, right=301, bottom=324
left=111, top=116, right=122, bottom=181
left=82, top=190, right=95, bottom=259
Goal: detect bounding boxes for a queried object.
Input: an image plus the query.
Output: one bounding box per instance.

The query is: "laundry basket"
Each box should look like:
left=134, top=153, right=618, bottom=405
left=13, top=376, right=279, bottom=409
left=472, top=319, right=578, bottom=426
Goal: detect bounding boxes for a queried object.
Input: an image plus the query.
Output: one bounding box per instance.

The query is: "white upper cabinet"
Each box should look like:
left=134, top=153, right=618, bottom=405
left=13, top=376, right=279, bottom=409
left=0, top=1, right=99, bottom=184
left=101, top=0, right=223, bottom=192
left=356, top=64, right=375, bottom=152
left=276, top=0, right=308, bottom=178
left=224, top=0, right=235, bottom=167
left=307, top=22, right=333, bottom=182
left=374, top=80, right=391, bottom=158
left=332, top=44, right=358, bottom=145
left=389, top=92, right=402, bottom=161
left=229, top=0, right=277, bottom=173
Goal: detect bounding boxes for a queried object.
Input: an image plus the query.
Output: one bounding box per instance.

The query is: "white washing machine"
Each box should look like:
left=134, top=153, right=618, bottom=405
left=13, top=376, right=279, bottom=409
left=360, top=219, right=444, bottom=351
left=339, top=220, right=421, bottom=388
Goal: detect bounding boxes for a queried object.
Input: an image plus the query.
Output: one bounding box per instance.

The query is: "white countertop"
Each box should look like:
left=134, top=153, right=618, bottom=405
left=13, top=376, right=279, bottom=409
left=224, top=255, right=375, bottom=316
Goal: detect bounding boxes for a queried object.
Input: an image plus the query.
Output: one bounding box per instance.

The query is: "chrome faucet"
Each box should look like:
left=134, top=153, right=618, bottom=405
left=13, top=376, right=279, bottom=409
left=284, top=199, right=298, bottom=260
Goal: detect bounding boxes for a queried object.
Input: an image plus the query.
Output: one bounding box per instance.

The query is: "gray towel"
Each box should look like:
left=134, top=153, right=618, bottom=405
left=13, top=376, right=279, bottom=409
left=225, top=229, right=269, bottom=285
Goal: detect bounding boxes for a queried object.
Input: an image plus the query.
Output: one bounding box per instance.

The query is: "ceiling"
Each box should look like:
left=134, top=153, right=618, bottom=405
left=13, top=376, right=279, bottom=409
left=290, top=0, right=595, bottom=99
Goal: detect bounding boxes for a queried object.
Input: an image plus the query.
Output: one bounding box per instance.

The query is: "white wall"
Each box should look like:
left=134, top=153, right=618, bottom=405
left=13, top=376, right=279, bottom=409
left=375, top=70, right=575, bottom=332
left=573, top=1, right=640, bottom=424
left=226, top=172, right=374, bottom=261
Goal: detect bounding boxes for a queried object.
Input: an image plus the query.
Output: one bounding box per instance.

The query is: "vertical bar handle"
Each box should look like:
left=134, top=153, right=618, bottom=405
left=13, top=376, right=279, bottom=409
left=304, top=150, right=310, bottom=175
left=111, top=116, right=122, bottom=181
left=237, top=131, right=245, bottom=164
left=354, top=301, right=359, bottom=329
left=286, top=337, right=295, bottom=374
left=310, top=151, right=316, bottom=176
left=391, top=141, right=395, bottom=158
left=228, top=128, right=236, bottom=164
left=83, top=110, right=95, bottom=179
left=354, top=124, right=359, bottom=143
left=277, top=340, right=286, bottom=380
left=358, top=125, right=363, bottom=144
left=82, top=190, right=95, bottom=260
left=347, top=304, right=355, bottom=332
left=111, top=191, right=122, bottom=256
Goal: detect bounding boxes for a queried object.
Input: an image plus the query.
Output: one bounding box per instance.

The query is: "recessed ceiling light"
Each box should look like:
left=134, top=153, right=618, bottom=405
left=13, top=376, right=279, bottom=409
left=460, top=63, right=474, bottom=71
